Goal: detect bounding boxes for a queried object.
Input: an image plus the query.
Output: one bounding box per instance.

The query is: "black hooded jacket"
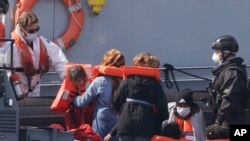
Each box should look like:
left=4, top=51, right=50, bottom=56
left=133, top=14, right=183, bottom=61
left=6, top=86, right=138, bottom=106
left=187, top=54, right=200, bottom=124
left=211, top=57, right=247, bottom=125
left=112, top=75, right=169, bottom=137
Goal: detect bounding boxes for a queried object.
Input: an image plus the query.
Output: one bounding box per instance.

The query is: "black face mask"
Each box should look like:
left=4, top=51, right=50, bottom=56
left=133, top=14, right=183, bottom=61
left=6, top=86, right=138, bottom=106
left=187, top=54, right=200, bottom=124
left=0, top=0, right=9, bottom=15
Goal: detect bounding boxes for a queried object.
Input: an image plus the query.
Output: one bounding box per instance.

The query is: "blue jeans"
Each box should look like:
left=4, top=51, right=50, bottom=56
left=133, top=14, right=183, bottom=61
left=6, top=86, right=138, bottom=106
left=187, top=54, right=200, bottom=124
left=92, top=108, right=118, bottom=138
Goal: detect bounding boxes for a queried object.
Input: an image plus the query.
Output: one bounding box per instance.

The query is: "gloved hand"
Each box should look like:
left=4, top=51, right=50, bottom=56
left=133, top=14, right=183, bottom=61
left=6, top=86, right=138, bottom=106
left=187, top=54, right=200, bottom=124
left=214, top=113, right=223, bottom=126
left=214, top=120, right=221, bottom=126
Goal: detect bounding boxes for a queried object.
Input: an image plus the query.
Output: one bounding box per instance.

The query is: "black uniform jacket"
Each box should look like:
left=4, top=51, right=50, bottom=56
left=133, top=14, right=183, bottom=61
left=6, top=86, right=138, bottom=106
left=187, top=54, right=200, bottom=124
left=212, top=57, right=247, bottom=125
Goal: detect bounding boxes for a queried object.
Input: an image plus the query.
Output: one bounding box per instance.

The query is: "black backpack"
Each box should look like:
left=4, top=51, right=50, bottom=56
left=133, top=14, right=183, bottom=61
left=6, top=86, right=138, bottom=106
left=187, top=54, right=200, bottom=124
left=227, top=66, right=250, bottom=110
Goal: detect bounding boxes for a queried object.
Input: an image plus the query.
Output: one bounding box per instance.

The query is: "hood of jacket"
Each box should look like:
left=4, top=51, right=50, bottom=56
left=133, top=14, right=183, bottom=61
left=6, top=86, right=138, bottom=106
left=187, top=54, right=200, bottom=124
left=211, top=57, right=245, bottom=75
left=127, top=75, right=159, bottom=99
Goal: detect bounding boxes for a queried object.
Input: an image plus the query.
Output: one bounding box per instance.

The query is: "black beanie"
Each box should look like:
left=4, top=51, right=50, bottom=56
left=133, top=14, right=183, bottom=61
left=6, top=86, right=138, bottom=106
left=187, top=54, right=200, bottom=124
left=176, top=89, right=194, bottom=106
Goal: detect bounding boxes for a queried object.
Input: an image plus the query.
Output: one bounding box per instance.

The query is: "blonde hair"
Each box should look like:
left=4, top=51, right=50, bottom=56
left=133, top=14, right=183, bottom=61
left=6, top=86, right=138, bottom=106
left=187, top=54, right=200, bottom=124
left=101, top=49, right=125, bottom=67
left=101, top=49, right=125, bottom=105
left=132, top=52, right=160, bottom=68
left=17, top=12, right=39, bottom=28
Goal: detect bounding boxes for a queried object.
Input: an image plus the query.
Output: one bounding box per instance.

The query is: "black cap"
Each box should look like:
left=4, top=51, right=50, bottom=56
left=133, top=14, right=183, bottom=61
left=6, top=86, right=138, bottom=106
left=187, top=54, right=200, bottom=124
left=176, top=89, right=194, bottom=106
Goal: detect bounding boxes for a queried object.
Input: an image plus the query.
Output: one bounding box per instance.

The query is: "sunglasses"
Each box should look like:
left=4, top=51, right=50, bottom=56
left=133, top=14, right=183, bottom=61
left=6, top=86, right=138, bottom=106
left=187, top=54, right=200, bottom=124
left=24, top=26, right=40, bottom=34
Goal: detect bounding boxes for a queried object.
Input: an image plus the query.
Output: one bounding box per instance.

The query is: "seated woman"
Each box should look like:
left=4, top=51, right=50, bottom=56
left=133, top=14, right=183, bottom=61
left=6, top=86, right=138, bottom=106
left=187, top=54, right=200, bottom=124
left=166, top=89, right=206, bottom=141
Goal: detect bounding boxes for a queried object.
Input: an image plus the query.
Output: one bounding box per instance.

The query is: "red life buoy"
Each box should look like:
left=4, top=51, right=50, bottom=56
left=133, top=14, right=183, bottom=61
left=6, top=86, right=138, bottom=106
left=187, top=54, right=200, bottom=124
left=14, top=0, right=84, bottom=50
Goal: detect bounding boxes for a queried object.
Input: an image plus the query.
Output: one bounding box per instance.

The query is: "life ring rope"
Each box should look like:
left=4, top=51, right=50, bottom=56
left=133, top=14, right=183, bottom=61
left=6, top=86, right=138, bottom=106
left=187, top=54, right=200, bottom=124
left=68, top=0, right=82, bottom=29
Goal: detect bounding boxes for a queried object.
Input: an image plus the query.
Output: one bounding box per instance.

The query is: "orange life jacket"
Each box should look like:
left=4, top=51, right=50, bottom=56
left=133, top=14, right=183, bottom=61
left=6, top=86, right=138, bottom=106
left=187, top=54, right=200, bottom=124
left=90, top=65, right=123, bottom=80
left=51, top=63, right=94, bottom=129
left=0, top=21, right=5, bottom=41
left=122, top=66, right=160, bottom=81
left=151, top=135, right=180, bottom=141
left=175, top=117, right=193, bottom=141
left=64, top=107, right=85, bottom=130
left=11, top=32, right=49, bottom=76
left=50, top=63, right=93, bottom=113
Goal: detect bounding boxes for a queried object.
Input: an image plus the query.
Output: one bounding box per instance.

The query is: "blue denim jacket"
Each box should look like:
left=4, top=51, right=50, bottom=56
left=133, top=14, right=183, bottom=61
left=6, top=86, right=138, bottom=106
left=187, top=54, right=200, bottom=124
left=74, top=76, right=118, bottom=138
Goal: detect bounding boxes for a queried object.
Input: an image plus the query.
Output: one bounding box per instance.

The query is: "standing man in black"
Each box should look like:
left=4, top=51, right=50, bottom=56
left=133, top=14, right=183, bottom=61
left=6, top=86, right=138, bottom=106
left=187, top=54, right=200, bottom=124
left=211, top=35, right=248, bottom=127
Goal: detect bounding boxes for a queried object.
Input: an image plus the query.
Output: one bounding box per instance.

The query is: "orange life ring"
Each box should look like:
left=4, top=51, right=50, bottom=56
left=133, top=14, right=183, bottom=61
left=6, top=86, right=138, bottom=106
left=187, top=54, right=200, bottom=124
left=14, top=0, right=84, bottom=50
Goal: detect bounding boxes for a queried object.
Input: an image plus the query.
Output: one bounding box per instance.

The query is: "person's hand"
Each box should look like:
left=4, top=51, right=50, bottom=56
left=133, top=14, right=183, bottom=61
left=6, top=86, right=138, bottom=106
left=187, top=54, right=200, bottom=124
left=104, top=133, right=112, bottom=141
left=214, top=120, right=220, bottom=126
left=67, top=92, right=76, bottom=102
left=214, top=113, right=223, bottom=126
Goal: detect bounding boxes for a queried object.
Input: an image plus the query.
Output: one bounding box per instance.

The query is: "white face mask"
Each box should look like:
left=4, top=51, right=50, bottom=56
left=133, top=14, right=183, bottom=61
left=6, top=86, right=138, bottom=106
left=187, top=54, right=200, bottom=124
left=176, top=106, right=190, bottom=117
left=212, top=52, right=221, bottom=64
left=24, top=33, right=37, bottom=42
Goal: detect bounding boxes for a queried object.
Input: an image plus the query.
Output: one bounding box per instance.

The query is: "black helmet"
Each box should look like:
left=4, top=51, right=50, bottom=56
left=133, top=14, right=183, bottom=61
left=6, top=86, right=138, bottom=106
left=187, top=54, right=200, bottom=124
left=212, top=35, right=239, bottom=52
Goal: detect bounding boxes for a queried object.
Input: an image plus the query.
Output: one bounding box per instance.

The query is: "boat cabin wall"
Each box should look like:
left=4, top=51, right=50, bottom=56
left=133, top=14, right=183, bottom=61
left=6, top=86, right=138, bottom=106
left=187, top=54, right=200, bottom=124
left=5, top=0, right=250, bottom=95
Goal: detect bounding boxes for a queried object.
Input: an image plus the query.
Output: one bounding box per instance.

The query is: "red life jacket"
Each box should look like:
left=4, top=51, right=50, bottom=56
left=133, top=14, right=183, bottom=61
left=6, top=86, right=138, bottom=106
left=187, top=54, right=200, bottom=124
left=175, top=117, right=193, bottom=141
left=68, top=124, right=102, bottom=141
left=50, top=63, right=92, bottom=113
left=0, top=21, right=5, bottom=44
left=51, top=63, right=94, bottom=129
left=65, top=65, right=122, bottom=140
left=11, top=32, right=49, bottom=76
left=64, top=107, right=84, bottom=130
left=122, top=66, right=160, bottom=81
left=151, top=135, right=180, bottom=141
